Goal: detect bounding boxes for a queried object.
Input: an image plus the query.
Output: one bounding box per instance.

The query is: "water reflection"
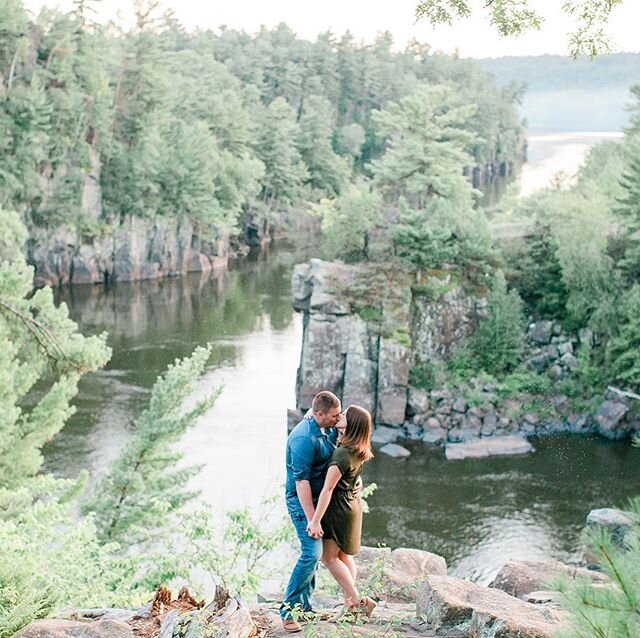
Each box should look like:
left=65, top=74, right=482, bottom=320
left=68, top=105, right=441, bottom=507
left=44, top=247, right=298, bottom=482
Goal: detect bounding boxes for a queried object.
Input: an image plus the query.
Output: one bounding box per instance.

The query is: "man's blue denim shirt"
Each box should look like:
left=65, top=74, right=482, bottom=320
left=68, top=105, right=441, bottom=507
left=285, top=416, right=338, bottom=502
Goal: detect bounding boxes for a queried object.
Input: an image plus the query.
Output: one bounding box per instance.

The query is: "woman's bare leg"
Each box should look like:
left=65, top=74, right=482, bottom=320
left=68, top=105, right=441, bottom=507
left=338, top=550, right=357, bottom=584
left=322, top=539, right=359, bottom=606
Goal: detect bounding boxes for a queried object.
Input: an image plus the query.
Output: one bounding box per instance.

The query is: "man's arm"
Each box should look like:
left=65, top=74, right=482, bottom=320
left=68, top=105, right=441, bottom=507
left=295, top=479, right=316, bottom=521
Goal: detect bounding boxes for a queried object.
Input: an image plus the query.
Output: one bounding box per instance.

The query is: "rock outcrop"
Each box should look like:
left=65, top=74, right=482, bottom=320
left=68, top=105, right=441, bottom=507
left=356, top=546, right=448, bottom=603
left=292, top=260, right=483, bottom=425
left=445, top=435, right=533, bottom=460
left=291, top=259, right=640, bottom=452
left=489, top=560, right=609, bottom=599
left=29, top=216, right=229, bottom=286
left=416, top=575, right=565, bottom=638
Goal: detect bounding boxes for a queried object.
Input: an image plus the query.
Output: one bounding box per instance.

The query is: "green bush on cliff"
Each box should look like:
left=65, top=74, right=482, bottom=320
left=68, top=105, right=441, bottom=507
left=470, top=271, right=524, bottom=375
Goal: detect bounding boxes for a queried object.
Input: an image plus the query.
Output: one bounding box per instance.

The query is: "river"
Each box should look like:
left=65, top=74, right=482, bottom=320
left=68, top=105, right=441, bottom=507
left=45, top=132, right=640, bottom=587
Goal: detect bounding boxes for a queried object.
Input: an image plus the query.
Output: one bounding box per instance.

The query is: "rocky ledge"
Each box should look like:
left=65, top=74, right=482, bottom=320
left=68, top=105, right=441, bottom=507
left=291, top=259, right=640, bottom=458
left=29, top=216, right=230, bottom=287
left=16, top=550, right=586, bottom=638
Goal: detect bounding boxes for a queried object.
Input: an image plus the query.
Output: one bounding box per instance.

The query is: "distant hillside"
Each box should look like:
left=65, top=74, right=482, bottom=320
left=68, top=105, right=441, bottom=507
left=478, top=53, right=640, bottom=133
left=477, top=53, right=640, bottom=91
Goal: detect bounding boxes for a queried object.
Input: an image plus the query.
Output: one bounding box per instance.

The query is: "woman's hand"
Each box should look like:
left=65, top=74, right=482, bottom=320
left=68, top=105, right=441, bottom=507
left=307, top=520, right=323, bottom=538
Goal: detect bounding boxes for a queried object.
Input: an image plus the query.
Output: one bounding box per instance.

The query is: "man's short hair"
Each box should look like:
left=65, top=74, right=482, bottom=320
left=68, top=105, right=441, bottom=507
left=312, top=390, right=340, bottom=414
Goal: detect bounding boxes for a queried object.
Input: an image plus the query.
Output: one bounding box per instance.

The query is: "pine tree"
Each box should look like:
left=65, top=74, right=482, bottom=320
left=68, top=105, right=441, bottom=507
left=297, top=94, right=348, bottom=195
left=615, top=135, right=640, bottom=282
left=471, top=271, right=524, bottom=374
left=606, top=284, right=640, bottom=392
left=369, top=84, right=478, bottom=208
left=84, top=346, right=219, bottom=546
left=558, top=497, right=640, bottom=638
left=253, top=97, right=308, bottom=206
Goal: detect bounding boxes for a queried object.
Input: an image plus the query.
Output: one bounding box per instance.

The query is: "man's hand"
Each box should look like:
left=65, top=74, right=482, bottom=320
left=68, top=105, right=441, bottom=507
left=307, top=520, right=323, bottom=538
left=353, top=476, right=363, bottom=498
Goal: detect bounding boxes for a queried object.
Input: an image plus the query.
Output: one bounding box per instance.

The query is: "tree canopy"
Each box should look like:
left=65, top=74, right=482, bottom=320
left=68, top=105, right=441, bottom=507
left=415, top=0, right=628, bottom=57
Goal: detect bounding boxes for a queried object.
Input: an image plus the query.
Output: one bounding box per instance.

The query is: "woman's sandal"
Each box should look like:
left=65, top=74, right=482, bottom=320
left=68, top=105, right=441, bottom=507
left=359, top=596, right=377, bottom=620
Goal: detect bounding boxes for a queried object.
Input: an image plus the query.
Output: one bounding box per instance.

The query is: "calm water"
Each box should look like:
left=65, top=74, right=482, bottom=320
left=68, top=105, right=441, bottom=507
left=44, top=133, right=640, bottom=586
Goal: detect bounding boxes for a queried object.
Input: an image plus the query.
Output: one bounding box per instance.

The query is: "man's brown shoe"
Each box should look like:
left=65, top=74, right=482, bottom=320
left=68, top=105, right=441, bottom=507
left=282, top=618, right=302, bottom=633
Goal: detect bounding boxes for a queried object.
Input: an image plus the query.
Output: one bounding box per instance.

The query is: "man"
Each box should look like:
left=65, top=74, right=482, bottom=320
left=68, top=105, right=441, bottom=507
left=280, top=390, right=346, bottom=632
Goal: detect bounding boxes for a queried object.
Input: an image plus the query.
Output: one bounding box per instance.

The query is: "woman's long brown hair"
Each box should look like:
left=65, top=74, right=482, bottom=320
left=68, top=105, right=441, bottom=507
left=340, top=405, right=374, bottom=462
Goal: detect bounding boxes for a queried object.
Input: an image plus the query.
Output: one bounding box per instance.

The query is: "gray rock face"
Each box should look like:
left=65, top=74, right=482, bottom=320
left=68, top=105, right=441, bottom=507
left=379, top=442, right=411, bottom=458
left=528, top=321, right=553, bottom=345
left=407, top=386, right=429, bottom=416
left=371, top=425, right=400, bottom=444
left=445, top=435, right=533, bottom=460
left=489, top=560, right=609, bottom=599
left=411, top=281, right=485, bottom=362
left=586, top=507, right=635, bottom=546
left=594, top=400, right=630, bottom=438
left=376, top=337, right=410, bottom=425
left=416, top=575, right=565, bottom=637
left=30, top=215, right=229, bottom=286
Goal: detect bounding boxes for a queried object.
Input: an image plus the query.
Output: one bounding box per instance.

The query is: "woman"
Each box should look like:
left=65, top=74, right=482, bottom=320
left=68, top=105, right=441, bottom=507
left=306, top=405, right=376, bottom=620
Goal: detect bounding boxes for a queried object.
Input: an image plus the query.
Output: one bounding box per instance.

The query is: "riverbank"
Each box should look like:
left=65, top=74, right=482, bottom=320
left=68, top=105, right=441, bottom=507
left=18, top=504, right=634, bottom=638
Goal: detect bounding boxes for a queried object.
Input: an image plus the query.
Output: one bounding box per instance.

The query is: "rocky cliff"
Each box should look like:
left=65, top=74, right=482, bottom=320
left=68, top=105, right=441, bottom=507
left=28, top=215, right=230, bottom=286
left=292, top=259, right=486, bottom=425
left=292, top=259, right=640, bottom=448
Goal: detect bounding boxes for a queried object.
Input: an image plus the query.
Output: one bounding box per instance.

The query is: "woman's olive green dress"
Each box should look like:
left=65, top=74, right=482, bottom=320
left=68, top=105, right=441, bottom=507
left=321, top=446, right=364, bottom=555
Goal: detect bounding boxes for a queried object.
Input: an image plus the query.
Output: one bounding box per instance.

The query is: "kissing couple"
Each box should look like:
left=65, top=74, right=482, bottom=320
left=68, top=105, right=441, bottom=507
left=280, top=390, right=376, bottom=632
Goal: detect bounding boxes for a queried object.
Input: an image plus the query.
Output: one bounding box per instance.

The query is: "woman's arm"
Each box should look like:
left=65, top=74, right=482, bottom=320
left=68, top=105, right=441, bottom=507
left=306, top=465, right=342, bottom=538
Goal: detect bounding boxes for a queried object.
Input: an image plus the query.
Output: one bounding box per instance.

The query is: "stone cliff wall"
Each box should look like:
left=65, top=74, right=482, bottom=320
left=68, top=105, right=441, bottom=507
left=292, top=259, right=485, bottom=425
left=28, top=215, right=230, bottom=286
left=292, top=259, right=640, bottom=443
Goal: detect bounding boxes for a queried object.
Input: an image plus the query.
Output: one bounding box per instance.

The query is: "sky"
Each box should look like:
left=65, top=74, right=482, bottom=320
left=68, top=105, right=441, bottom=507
left=22, top=0, right=640, bottom=59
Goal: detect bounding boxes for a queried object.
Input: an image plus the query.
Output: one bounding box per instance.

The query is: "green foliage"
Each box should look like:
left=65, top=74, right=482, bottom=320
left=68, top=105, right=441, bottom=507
left=85, top=346, right=218, bottom=545
left=494, top=369, right=552, bottom=397
left=393, top=198, right=494, bottom=277
left=370, top=85, right=478, bottom=207
left=558, top=497, right=640, bottom=638
left=253, top=97, right=308, bottom=206
left=415, top=0, right=626, bottom=57
left=605, top=285, right=640, bottom=392
left=313, top=180, right=382, bottom=262
left=504, top=223, right=568, bottom=320
left=409, top=359, right=447, bottom=391
left=470, top=271, right=524, bottom=375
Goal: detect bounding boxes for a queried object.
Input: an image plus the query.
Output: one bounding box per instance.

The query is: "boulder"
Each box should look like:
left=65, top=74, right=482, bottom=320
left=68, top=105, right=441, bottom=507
left=489, top=560, right=609, bottom=599
left=14, top=619, right=133, bottom=638
left=423, top=425, right=447, bottom=445
left=356, top=546, right=447, bottom=602
left=407, top=386, right=430, bottom=416
left=379, top=443, right=411, bottom=458
left=416, top=575, right=565, bottom=638
left=559, top=352, right=578, bottom=370
left=371, top=425, right=400, bottom=445
left=452, top=398, right=467, bottom=413
left=586, top=508, right=635, bottom=546
left=594, top=400, right=629, bottom=439
left=403, top=422, right=423, bottom=441
left=528, top=321, right=553, bottom=345
left=557, top=342, right=573, bottom=356
left=445, top=435, right=533, bottom=460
